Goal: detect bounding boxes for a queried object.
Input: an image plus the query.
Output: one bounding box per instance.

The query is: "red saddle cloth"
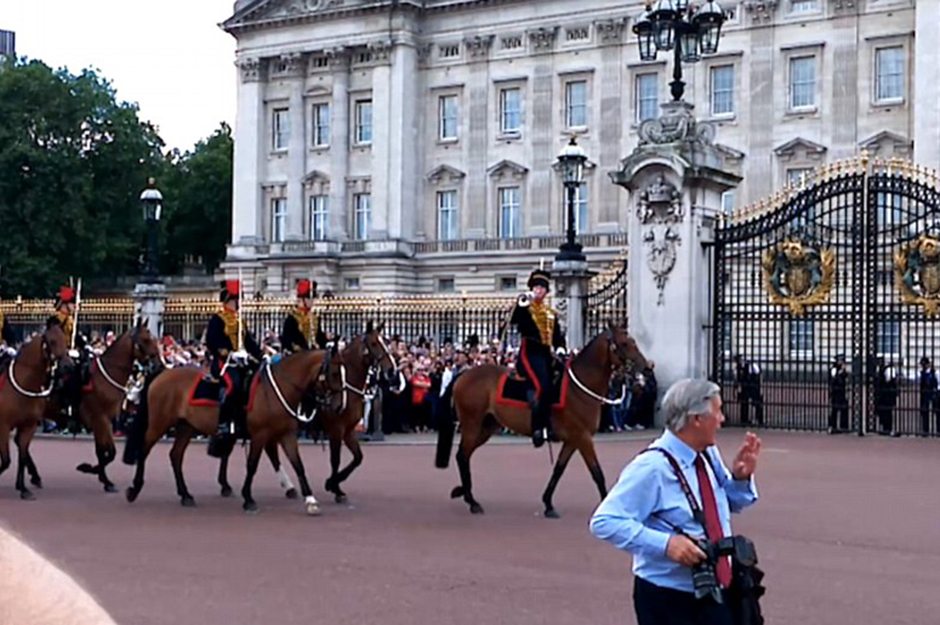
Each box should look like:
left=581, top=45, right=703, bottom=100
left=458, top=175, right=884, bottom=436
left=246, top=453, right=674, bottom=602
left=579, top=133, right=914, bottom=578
left=495, top=365, right=570, bottom=410
left=187, top=373, right=234, bottom=407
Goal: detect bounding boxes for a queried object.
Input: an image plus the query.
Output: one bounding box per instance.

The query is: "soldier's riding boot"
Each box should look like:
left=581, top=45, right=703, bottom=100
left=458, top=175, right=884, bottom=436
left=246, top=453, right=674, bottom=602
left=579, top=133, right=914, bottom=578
left=531, top=394, right=552, bottom=448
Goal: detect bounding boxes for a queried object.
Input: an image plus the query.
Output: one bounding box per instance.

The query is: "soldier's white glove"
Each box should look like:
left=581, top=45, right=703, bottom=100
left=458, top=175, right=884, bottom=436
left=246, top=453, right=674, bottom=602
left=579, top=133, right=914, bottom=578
left=555, top=347, right=568, bottom=358
left=68, top=349, right=80, bottom=359
left=2, top=346, right=15, bottom=357
left=230, top=350, right=249, bottom=365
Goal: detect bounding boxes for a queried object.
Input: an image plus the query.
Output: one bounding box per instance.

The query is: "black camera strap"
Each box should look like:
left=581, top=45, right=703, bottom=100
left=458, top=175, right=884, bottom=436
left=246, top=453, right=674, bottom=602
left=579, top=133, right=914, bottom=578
left=639, top=447, right=710, bottom=529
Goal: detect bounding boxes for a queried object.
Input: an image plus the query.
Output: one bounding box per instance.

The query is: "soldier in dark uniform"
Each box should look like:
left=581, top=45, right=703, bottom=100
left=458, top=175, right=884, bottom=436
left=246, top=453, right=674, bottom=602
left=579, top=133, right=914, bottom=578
left=733, top=354, right=764, bottom=426
left=53, top=285, right=77, bottom=350
left=51, top=285, right=86, bottom=424
left=874, top=357, right=899, bottom=436
left=206, top=280, right=263, bottom=447
left=279, top=279, right=327, bottom=354
left=828, top=353, right=849, bottom=434
left=510, top=269, right=566, bottom=448
left=918, top=356, right=939, bottom=436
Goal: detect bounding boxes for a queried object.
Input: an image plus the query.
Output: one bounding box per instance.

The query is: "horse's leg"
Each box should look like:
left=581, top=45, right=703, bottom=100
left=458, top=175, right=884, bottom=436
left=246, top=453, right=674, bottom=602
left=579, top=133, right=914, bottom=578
left=15, top=429, right=42, bottom=488
left=169, top=422, right=196, bottom=507
left=541, top=441, right=576, bottom=519
left=280, top=434, right=320, bottom=516
left=241, top=436, right=265, bottom=513
left=331, top=427, right=364, bottom=503
left=90, top=415, right=118, bottom=493
left=217, top=446, right=233, bottom=497
left=576, top=436, right=608, bottom=500
left=0, top=424, right=11, bottom=483
left=14, top=423, right=38, bottom=500
left=126, top=429, right=159, bottom=503
left=324, top=428, right=344, bottom=502
left=266, top=442, right=297, bottom=500
left=453, top=414, right=499, bottom=515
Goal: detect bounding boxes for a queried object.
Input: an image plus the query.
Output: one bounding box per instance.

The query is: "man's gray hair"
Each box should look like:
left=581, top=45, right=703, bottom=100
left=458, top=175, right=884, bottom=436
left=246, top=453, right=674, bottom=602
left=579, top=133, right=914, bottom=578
left=661, top=378, right=722, bottom=432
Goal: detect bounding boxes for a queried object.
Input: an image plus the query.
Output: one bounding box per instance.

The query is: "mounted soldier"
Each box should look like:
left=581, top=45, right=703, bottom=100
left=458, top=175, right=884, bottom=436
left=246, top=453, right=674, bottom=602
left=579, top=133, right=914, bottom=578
left=206, top=279, right=262, bottom=451
left=280, top=278, right=327, bottom=354
left=52, top=284, right=86, bottom=422
left=510, top=268, right=566, bottom=448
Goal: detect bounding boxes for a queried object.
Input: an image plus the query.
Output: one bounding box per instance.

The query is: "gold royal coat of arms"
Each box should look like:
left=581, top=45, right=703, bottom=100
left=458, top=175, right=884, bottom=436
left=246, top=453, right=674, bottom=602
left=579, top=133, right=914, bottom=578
left=761, top=237, right=836, bottom=316
left=895, top=233, right=940, bottom=317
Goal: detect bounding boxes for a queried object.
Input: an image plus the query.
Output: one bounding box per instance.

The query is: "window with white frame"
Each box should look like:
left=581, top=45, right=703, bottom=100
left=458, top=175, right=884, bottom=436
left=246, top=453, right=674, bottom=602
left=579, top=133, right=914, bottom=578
left=499, top=87, right=522, bottom=134
left=499, top=276, right=517, bottom=291
left=790, top=0, right=818, bottom=12
left=875, top=46, right=904, bottom=103
left=710, top=65, right=735, bottom=116
left=876, top=320, right=901, bottom=358
left=439, top=95, right=459, bottom=140
left=788, top=319, right=814, bottom=358
left=570, top=182, right=588, bottom=234
left=636, top=73, right=659, bottom=122
left=438, top=277, right=456, bottom=292
left=354, top=100, right=373, bottom=145
left=789, top=56, right=817, bottom=110
left=354, top=193, right=371, bottom=240
left=437, top=190, right=458, bottom=240
left=721, top=190, right=736, bottom=215
left=498, top=187, right=522, bottom=239
left=565, top=80, right=588, bottom=129
left=271, top=198, right=287, bottom=242
left=272, top=108, right=289, bottom=151
left=787, top=167, right=813, bottom=188
left=309, top=195, right=328, bottom=241
left=312, top=103, right=330, bottom=147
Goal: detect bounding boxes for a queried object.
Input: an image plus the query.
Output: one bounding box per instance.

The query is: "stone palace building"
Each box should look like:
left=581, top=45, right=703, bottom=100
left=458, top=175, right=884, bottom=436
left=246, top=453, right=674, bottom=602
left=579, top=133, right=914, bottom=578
left=221, top=0, right=934, bottom=296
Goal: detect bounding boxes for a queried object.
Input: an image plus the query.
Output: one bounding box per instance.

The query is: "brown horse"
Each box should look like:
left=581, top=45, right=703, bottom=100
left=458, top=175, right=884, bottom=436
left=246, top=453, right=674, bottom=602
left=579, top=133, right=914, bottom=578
left=0, top=320, right=74, bottom=500
left=436, top=323, right=649, bottom=517
left=125, top=348, right=343, bottom=511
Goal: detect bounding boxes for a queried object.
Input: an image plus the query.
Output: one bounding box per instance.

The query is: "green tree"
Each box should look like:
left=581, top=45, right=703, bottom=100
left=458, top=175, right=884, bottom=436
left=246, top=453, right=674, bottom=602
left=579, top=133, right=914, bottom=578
left=0, top=56, right=166, bottom=298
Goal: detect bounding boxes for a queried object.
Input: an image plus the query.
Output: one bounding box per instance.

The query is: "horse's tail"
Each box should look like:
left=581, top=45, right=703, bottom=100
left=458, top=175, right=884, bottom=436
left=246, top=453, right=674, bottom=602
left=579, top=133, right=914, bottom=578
left=122, top=371, right=154, bottom=466
left=435, top=376, right=458, bottom=469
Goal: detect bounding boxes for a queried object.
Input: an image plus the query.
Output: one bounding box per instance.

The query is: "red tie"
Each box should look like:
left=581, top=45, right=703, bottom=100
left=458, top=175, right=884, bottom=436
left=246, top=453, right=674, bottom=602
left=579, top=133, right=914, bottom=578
left=695, top=454, right=732, bottom=588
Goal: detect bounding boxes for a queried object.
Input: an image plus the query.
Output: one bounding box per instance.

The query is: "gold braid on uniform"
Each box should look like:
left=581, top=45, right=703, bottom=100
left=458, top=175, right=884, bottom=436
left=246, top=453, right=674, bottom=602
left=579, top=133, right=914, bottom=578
left=529, top=301, right=555, bottom=346
left=291, top=306, right=313, bottom=347
left=220, top=307, right=240, bottom=349
left=56, top=310, right=74, bottom=346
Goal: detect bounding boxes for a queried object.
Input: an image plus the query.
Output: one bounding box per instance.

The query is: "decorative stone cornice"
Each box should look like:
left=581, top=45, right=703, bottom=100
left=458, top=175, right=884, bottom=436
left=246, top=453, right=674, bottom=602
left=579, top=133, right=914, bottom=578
left=743, top=0, right=778, bottom=24
left=774, top=137, right=828, bottom=161
left=238, top=57, right=263, bottom=83
left=527, top=26, right=559, bottom=54
left=427, top=164, right=467, bottom=186
left=463, top=34, right=494, bottom=61
left=638, top=101, right=716, bottom=147
left=416, top=42, right=434, bottom=65
left=832, top=0, right=858, bottom=13
left=487, top=159, right=528, bottom=181
left=859, top=130, right=912, bottom=157
left=326, top=46, right=350, bottom=70
left=595, top=17, right=629, bottom=45
left=271, top=52, right=305, bottom=78
left=368, top=39, right=393, bottom=63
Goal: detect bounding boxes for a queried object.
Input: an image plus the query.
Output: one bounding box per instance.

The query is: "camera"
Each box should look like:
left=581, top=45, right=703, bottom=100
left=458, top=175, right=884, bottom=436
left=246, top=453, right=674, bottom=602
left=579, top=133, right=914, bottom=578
left=691, top=535, right=758, bottom=603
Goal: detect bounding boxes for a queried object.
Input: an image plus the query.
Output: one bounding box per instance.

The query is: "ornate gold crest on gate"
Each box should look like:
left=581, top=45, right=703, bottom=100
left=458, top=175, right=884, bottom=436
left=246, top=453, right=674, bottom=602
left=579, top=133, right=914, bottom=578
left=761, top=237, right=836, bottom=316
left=895, top=233, right=940, bottom=317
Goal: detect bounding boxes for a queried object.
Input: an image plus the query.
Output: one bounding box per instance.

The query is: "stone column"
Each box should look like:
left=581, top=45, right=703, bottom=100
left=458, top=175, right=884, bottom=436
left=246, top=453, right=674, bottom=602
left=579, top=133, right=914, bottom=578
left=231, top=57, right=265, bottom=250
left=369, top=40, right=393, bottom=240
left=328, top=48, right=350, bottom=239
left=386, top=43, right=419, bottom=240
left=611, top=102, right=740, bottom=418
left=552, top=259, right=594, bottom=351
left=133, top=282, right=167, bottom=337
left=285, top=53, right=307, bottom=241
left=915, top=1, right=940, bottom=170
left=464, top=36, right=493, bottom=238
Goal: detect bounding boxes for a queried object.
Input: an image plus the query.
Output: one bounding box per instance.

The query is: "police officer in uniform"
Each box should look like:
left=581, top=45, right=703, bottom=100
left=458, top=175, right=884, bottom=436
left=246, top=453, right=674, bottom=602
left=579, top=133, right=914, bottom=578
left=828, top=354, right=849, bottom=434
left=510, top=269, right=566, bottom=448
left=280, top=279, right=327, bottom=354
left=874, top=357, right=899, bottom=436
left=918, top=356, right=939, bottom=436
left=733, top=354, right=764, bottom=426
left=206, top=280, right=262, bottom=446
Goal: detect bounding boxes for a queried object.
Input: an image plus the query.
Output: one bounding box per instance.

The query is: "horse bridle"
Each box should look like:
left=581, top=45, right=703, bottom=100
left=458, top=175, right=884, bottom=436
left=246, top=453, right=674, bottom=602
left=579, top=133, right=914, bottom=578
left=265, top=352, right=346, bottom=422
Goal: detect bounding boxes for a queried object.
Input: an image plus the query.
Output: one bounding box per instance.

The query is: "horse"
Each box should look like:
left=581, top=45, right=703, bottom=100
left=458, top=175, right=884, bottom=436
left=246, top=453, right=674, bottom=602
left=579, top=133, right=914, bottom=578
left=124, top=347, right=344, bottom=512
left=435, top=322, right=649, bottom=518
left=0, top=319, right=74, bottom=500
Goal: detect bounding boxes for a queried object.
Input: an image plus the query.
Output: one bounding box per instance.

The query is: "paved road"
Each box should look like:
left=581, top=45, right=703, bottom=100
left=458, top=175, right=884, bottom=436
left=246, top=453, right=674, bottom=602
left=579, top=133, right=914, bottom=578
left=1, top=431, right=938, bottom=625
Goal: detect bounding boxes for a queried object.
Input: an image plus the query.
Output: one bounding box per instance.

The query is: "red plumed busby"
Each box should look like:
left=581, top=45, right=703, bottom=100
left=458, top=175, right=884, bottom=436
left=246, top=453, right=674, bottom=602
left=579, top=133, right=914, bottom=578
left=297, top=279, right=317, bottom=298
left=219, top=280, right=240, bottom=302
left=59, top=286, right=76, bottom=303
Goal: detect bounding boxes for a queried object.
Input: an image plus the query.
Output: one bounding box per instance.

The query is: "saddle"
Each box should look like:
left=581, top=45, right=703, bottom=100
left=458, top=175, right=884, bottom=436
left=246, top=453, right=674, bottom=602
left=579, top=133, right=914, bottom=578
left=188, top=374, right=234, bottom=407
left=496, top=360, right=569, bottom=410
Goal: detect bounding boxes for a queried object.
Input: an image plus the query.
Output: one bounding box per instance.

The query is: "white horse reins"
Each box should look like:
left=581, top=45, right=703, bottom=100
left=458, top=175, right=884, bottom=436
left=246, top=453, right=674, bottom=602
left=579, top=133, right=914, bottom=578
left=94, top=356, right=133, bottom=393
left=264, top=360, right=319, bottom=423
left=8, top=357, right=56, bottom=399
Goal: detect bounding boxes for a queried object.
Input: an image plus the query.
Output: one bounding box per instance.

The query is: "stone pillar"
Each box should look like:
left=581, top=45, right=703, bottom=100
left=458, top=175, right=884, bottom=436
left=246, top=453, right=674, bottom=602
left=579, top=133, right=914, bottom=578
left=231, top=57, right=265, bottom=249
left=328, top=48, right=350, bottom=240
left=370, top=40, right=393, bottom=240
left=285, top=53, right=306, bottom=241
left=915, top=1, right=940, bottom=171
left=133, top=282, right=167, bottom=337
left=611, top=102, right=740, bottom=416
left=386, top=43, right=419, bottom=240
left=552, top=259, right=594, bottom=351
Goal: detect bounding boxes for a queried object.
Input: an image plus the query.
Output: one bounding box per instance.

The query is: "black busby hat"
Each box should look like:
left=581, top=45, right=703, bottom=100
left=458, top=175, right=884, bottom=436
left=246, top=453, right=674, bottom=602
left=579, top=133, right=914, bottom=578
left=527, top=269, right=551, bottom=290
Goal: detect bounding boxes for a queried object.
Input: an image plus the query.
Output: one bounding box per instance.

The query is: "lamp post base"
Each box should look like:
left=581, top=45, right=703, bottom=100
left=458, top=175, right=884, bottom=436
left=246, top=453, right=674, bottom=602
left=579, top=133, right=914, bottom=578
left=555, top=242, right=586, bottom=262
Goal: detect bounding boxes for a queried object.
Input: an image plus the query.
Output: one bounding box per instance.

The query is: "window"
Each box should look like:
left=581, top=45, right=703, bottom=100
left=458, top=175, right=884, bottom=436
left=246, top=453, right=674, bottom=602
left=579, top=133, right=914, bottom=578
left=272, top=108, right=289, bottom=151
left=439, top=95, right=459, bottom=140
left=789, top=56, right=816, bottom=110
left=439, top=44, right=460, bottom=59
left=788, top=319, right=814, bottom=358
left=312, top=103, right=330, bottom=147
left=876, top=320, right=901, bottom=357
left=310, top=195, right=328, bottom=241
left=721, top=190, right=736, bottom=215
left=271, top=198, right=287, bottom=243
left=354, top=193, right=371, bottom=240
left=501, top=36, right=523, bottom=50
left=636, top=73, right=659, bottom=122
left=565, top=80, right=588, bottom=129
left=438, top=278, right=456, bottom=293
left=344, top=277, right=360, bottom=290
left=569, top=182, right=588, bottom=234
left=355, top=100, right=373, bottom=145
left=787, top=168, right=813, bottom=188
left=498, top=187, right=522, bottom=239
left=566, top=27, right=589, bottom=42
left=875, top=46, right=904, bottom=103
left=499, top=276, right=517, bottom=291
left=437, top=190, right=459, bottom=240
left=499, top=88, right=522, bottom=134
left=710, top=65, right=735, bottom=116
left=790, top=0, right=817, bottom=12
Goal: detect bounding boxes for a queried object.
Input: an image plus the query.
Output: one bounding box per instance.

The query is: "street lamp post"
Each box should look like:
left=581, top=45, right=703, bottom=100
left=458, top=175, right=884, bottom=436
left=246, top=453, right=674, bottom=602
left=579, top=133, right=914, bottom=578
left=555, top=137, right=588, bottom=262
left=633, top=0, right=726, bottom=102
left=140, top=177, right=163, bottom=283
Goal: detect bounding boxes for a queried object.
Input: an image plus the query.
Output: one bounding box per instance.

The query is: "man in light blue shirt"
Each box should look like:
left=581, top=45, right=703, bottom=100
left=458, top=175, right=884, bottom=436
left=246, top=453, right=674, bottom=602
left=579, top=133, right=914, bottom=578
left=590, top=378, right=762, bottom=625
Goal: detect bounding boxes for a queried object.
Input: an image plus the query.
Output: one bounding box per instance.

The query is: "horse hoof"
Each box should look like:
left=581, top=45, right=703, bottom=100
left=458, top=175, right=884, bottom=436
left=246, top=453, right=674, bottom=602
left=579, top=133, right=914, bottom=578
left=31, top=477, right=43, bottom=489
left=450, top=486, right=464, bottom=499
left=544, top=508, right=560, bottom=519
left=305, top=501, right=321, bottom=516
left=103, top=483, right=118, bottom=494
left=285, top=488, right=298, bottom=500
left=76, top=463, right=96, bottom=475
left=243, top=501, right=259, bottom=514
left=220, top=485, right=233, bottom=498
left=126, top=488, right=139, bottom=503
left=181, top=496, right=196, bottom=507
left=335, top=493, right=347, bottom=504
left=20, top=489, right=36, bottom=501
left=324, top=479, right=336, bottom=494
left=469, top=503, right=484, bottom=515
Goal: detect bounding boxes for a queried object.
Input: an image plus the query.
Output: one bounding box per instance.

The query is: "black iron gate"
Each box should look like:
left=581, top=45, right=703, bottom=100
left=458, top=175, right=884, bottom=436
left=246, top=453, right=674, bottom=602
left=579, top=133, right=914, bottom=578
left=712, top=157, right=940, bottom=436
left=584, top=255, right=628, bottom=338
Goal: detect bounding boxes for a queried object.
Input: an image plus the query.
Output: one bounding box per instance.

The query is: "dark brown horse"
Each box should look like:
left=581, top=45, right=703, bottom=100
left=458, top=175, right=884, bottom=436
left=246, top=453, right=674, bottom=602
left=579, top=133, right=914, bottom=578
left=436, top=323, right=649, bottom=517
left=125, top=348, right=342, bottom=511
left=0, top=320, right=74, bottom=500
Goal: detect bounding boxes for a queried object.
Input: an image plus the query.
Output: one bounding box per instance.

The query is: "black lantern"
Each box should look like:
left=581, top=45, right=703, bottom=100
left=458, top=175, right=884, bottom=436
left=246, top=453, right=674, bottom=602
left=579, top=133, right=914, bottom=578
left=693, top=1, right=725, bottom=56
left=140, top=178, right=163, bottom=281
left=633, top=10, right=657, bottom=62
left=678, top=22, right=701, bottom=63
left=555, top=137, right=588, bottom=262
left=650, top=0, right=677, bottom=52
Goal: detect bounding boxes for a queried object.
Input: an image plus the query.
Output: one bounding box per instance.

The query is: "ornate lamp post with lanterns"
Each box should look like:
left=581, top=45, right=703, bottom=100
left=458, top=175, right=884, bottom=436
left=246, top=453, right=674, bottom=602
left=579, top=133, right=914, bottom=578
left=554, top=137, right=589, bottom=263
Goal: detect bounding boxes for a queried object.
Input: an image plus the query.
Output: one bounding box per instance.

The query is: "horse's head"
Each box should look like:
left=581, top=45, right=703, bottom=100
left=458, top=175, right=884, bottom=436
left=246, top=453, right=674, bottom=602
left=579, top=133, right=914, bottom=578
left=44, top=317, right=74, bottom=371
left=605, top=321, right=649, bottom=375
left=130, top=318, right=161, bottom=368
left=363, top=321, right=397, bottom=382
